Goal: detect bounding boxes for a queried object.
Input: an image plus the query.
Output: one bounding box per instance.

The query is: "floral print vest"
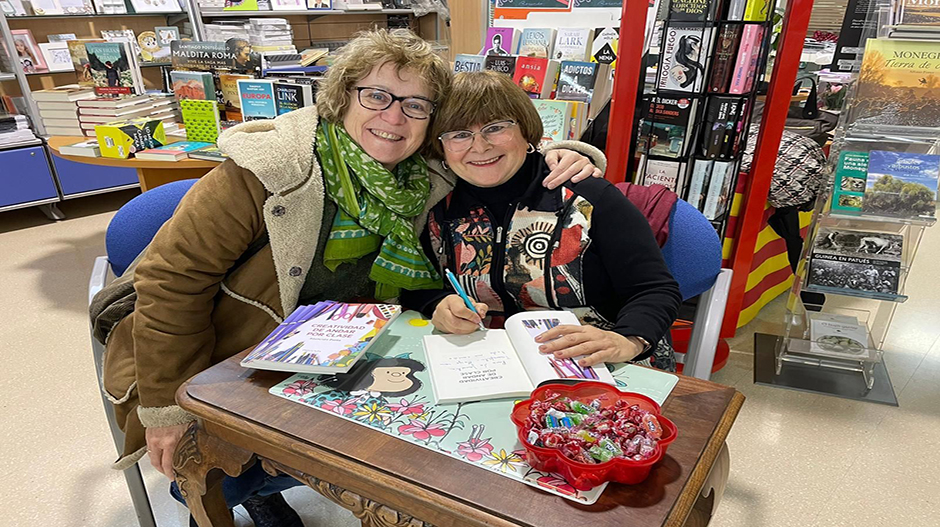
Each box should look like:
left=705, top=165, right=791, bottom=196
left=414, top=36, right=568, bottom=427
left=427, top=188, right=611, bottom=328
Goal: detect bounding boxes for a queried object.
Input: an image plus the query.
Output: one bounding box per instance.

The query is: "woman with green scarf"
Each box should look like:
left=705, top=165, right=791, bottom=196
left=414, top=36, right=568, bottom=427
left=99, top=28, right=605, bottom=525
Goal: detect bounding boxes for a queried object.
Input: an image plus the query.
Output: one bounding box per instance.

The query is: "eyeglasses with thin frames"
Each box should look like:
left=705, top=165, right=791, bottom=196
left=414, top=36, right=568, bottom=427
left=438, top=120, right=518, bottom=153
left=354, top=86, right=435, bottom=120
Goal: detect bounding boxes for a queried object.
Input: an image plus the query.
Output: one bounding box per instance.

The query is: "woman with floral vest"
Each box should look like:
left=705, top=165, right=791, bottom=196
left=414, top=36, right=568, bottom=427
left=402, top=71, right=682, bottom=368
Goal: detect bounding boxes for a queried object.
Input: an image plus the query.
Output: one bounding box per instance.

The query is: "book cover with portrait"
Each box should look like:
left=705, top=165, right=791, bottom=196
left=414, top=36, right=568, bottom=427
left=657, top=25, right=714, bottom=93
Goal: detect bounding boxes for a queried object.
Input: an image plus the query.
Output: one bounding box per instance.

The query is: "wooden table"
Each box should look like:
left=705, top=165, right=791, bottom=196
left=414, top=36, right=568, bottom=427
left=174, top=352, right=744, bottom=527
left=47, top=136, right=219, bottom=192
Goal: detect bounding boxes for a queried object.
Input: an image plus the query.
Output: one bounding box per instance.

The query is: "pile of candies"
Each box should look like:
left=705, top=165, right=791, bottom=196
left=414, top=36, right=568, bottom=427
left=524, top=394, right=663, bottom=464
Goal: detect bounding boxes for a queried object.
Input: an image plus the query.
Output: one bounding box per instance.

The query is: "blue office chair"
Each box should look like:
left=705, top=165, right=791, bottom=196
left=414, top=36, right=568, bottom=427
left=89, top=179, right=199, bottom=527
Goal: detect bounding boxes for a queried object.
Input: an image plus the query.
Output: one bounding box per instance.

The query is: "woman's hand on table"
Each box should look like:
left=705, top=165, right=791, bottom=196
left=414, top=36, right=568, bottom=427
left=145, top=423, right=190, bottom=478
left=432, top=294, right=489, bottom=335
left=543, top=149, right=603, bottom=189
left=535, top=325, right=644, bottom=367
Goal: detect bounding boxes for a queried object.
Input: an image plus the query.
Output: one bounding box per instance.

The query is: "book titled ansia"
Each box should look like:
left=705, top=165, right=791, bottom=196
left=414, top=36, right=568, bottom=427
left=453, top=54, right=485, bottom=73
left=484, top=55, right=516, bottom=76
left=555, top=61, right=599, bottom=103
left=808, top=228, right=904, bottom=296
left=423, top=311, right=615, bottom=405
left=512, top=57, right=558, bottom=99
left=237, top=79, right=277, bottom=121
left=658, top=25, right=714, bottom=92
left=552, top=28, right=594, bottom=62
left=518, top=27, right=556, bottom=58
left=242, top=301, right=402, bottom=374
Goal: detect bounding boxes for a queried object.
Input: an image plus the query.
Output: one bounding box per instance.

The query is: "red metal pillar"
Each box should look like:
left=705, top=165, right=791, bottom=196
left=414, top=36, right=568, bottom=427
left=719, top=0, right=815, bottom=336
left=604, top=0, right=650, bottom=184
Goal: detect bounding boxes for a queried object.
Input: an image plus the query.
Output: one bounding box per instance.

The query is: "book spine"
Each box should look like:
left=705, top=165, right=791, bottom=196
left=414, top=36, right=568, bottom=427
left=702, top=161, right=728, bottom=219
left=686, top=159, right=714, bottom=208
left=742, top=27, right=765, bottom=93
left=743, top=0, right=769, bottom=21
left=719, top=99, right=741, bottom=159
left=708, top=25, right=742, bottom=93
left=728, top=25, right=757, bottom=94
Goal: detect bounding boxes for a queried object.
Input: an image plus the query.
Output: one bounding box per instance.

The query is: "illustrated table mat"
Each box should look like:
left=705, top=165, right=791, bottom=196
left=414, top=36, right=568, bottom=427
left=270, top=311, right=679, bottom=505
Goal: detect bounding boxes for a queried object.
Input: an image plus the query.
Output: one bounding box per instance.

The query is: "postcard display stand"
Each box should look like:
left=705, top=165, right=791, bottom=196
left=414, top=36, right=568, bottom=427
left=637, top=0, right=777, bottom=237
left=755, top=1, right=939, bottom=405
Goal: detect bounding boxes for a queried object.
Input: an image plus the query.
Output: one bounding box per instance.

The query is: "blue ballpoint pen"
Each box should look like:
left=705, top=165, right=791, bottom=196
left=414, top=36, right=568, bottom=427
left=444, top=269, right=487, bottom=331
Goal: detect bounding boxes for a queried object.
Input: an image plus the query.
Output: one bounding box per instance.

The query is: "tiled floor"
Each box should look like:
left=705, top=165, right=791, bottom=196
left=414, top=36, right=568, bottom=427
left=2, top=192, right=939, bottom=527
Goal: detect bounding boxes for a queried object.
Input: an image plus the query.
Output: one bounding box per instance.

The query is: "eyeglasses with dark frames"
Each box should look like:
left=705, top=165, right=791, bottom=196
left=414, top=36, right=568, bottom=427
left=354, top=86, right=435, bottom=120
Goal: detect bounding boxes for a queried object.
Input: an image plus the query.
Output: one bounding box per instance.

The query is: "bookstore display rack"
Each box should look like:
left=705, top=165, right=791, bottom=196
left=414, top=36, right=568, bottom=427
left=754, top=0, right=940, bottom=405
left=635, top=0, right=778, bottom=240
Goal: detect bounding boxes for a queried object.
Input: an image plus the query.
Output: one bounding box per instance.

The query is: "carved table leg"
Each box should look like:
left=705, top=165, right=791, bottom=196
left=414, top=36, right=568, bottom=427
left=261, top=459, right=433, bottom=527
left=173, top=421, right=255, bottom=527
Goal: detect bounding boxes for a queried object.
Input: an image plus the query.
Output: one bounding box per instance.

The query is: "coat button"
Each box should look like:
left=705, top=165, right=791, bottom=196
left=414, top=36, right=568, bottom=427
left=289, top=266, right=303, bottom=277
left=272, top=205, right=286, bottom=217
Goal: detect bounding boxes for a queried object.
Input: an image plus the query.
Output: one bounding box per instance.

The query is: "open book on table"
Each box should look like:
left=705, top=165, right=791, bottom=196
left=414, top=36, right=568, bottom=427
left=423, top=310, right=618, bottom=404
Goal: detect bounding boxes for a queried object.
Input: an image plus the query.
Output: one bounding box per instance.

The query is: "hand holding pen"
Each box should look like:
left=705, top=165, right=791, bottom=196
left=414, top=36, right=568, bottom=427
left=431, top=269, right=489, bottom=334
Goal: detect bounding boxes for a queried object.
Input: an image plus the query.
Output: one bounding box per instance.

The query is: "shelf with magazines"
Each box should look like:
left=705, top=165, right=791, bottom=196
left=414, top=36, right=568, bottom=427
left=635, top=0, right=777, bottom=240
left=6, top=12, right=189, bottom=19
left=754, top=0, right=940, bottom=404
left=198, top=8, right=414, bottom=17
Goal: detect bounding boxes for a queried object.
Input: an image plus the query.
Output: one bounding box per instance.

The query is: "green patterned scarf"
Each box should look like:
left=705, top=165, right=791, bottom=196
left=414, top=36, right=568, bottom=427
left=316, top=121, right=442, bottom=300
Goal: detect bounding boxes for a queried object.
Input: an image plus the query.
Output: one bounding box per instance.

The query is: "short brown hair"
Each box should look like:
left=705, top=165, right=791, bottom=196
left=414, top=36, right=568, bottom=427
left=429, top=71, right=543, bottom=159
left=316, top=28, right=452, bottom=123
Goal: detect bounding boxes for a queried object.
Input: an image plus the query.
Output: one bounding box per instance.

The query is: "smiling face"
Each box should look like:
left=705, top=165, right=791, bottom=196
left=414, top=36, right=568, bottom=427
left=367, top=366, right=414, bottom=393
left=443, top=120, right=529, bottom=188
left=343, top=62, right=432, bottom=170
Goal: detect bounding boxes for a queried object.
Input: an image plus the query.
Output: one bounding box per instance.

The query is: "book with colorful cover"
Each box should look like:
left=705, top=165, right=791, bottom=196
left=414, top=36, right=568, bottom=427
left=552, top=28, right=593, bottom=62
left=534, top=99, right=574, bottom=146
left=518, top=27, right=556, bottom=58
left=708, top=25, right=742, bottom=93
left=832, top=151, right=869, bottom=214
left=743, top=0, right=770, bottom=21
left=238, top=79, right=277, bottom=121
left=188, top=144, right=229, bottom=162
left=67, top=39, right=105, bottom=88
left=135, top=141, right=213, bottom=161
left=555, top=61, right=599, bottom=103
left=896, top=0, right=940, bottom=28
left=863, top=150, right=940, bottom=219
left=242, top=301, right=403, bottom=374
left=180, top=98, right=221, bottom=143
left=657, top=25, right=714, bottom=93
left=85, top=41, right=138, bottom=96
left=95, top=118, right=166, bottom=159
left=268, top=311, right=679, bottom=505
left=481, top=27, right=520, bottom=56
left=224, top=0, right=259, bottom=10
left=453, top=54, right=485, bottom=73
left=808, top=228, right=904, bottom=296
left=852, top=39, right=940, bottom=129
left=591, top=27, right=619, bottom=67
left=512, top=57, right=558, bottom=99
left=642, top=158, right=685, bottom=193
left=484, top=55, right=517, bottom=76
left=274, top=82, right=314, bottom=115
left=637, top=95, right=699, bottom=158
left=219, top=73, right=253, bottom=121
left=170, top=70, right=215, bottom=100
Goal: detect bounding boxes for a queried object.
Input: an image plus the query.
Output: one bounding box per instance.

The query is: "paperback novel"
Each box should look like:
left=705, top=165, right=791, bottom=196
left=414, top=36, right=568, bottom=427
left=518, top=28, right=556, bottom=58
left=637, top=96, right=698, bottom=158
left=708, top=25, right=742, bottom=93
left=275, top=82, right=314, bottom=115
left=512, top=57, right=558, bottom=99
left=453, top=54, right=485, bottom=73
left=553, top=28, right=593, bottom=62
left=481, top=27, right=519, bottom=56
left=237, top=79, right=277, bottom=121
left=658, top=25, right=713, bottom=92
left=85, top=41, right=137, bottom=96
left=484, top=55, right=517, bottom=76
left=591, top=27, right=619, bottom=66
left=555, top=61, right=598, bottom=103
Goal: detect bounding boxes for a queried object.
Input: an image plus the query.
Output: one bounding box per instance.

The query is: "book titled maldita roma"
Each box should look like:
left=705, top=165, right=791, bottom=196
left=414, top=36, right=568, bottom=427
left=242, top=301, right=402, bottom=374
left=853, top=38, right=940, bottom=129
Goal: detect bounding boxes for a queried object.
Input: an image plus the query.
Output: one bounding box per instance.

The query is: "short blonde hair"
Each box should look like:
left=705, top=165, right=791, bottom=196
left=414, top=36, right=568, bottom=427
left=316, top=28, right=452, bottom=123
left=429, top=71, right=543, bottom=159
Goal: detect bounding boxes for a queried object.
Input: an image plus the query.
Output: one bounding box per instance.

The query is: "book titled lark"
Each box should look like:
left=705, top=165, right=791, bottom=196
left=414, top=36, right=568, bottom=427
left=657, top=25, right=714, bottom=93
left=853, top=39, right=940, bottom=129
left=832, top=151, right=869, bottom=214
left=863, top=150, right=940, bottom=218
left=552, top=28, right=593, bottom=62
left=237, top=79, right=277, bottom=121
left=180, top=98, right=221, bottom=143
left=481, top=27, right=519, bottom=56
left=483, top=55, right=516, bottom=76
left=518, top=27, right=556, bottom=58
left=242, top=301, right=402, bottom=374
left=423, top=311, right=616, bottom=405
left=453, top=54, right=485, bottom=73
left=512, top=57, right=558, bottom=99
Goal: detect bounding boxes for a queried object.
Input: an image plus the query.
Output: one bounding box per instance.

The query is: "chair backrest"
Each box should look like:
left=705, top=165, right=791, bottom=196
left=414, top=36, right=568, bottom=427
left=106, top=179, right=199, bottom=276
left=661, top=199, right=722, bottom=300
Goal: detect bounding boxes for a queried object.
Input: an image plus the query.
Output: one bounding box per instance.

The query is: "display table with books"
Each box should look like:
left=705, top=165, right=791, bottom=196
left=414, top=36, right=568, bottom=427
left=47, top=135, right=219, bottom=191
left=175, top=310, right=744, bottom=527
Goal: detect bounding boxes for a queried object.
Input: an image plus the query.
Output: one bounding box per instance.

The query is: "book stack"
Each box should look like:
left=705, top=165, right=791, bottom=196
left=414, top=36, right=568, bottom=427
left=148, top=93, right=183, bottom=133
left=197, top=0, right=226, bottom=12
left=249, top=18, right=297, bottom=55
left=204, top=22, right=251, bottom=43
left=76, top=94, right=154, bottom=137
left=0, top=114, right=37, bottom=147
left=32, top=85, right=96, bottom=137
